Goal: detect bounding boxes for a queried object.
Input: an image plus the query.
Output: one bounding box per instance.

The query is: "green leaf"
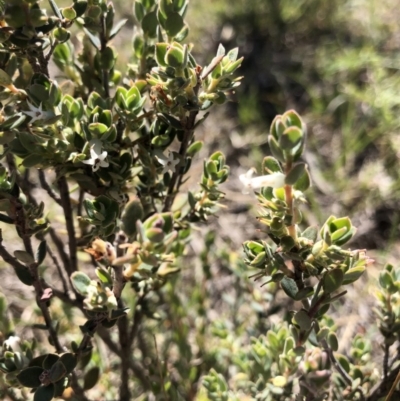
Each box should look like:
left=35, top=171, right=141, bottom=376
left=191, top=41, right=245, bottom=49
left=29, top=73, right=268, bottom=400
left=293, top=166, right=311, bottom=191
left=22, top=154, right=44, bottom=168
left=70, top=272, right=91, bottom=296
left=279, top=126, right=303, bottom=150
left=155, top=43, right=169, bottom=66
left=281, top=276, right=298, bottom=299
left=317, top=327, right=330, bottom=342
left=262, top=156, right=282, bottom=174
left=121, top=199, right=144, bottom=237
left=294, top=286, right=314, bottom=301
left=142, top=11, right=158, bottom=37
left=35, top=240, right=47, bottom=265
left=110, top=19, right=128, bottom=40
left=283, top=109, right=304, bottom=130
left=293, top=310, right=312, bottom=331
left=49, top=361, right=66, bottom=383
left=301, top=226, right=318, bottom=242
left=333, top=227, right=356, bottom=246
left=164, top=12, right=184, bottom=37
left=187, top=141, right=203, bottom=157
left=83, top=366, right=100, bottom=390
left=59, top=353, right=77, bottom=375
left=268, top=135, right=285, bottom=163
left=83, top=28, right=101, bottom=50
left=0, top=213, right=13, bottom=224
left=73, top=1, right=88, bottom=17
left=34, top=384, right=55, bottom=401
left=134, top=1, right=145, bottom=21
left=342, top=266, right=365, bottom=285
left=14, top=250, right=34, bottom=264
left=328, top=332, right=338, bottom=351
left=16, top=366, right=43, bottom=387
left=62, top=7, right=77, bottom=20
left=88, top=122, right=108, bottom=135
left=95, top=267, right=113, bottom=286
left=14, top=265, right=33, bottom=286
left=48, top=0, right=63, bottom=19
left=329, top=216, right=351, bottom=232
left=165, top=44, right=185, bottom=68
left=145, top=227, right=165, bottom=243
left=0, top=69, right=12, bottom=86
left=285, top=163, right=306, bottom=185
left=43, top=354, right=60, bottom=370
left=322, top=269, right=343, bottom=294
left=158, top=113, right=182, bottom=129
left=110, top=308, right=129, bottom=320
left=379, top=271, right=393, bottom=290
left=174, top=24, right=189, bottom=42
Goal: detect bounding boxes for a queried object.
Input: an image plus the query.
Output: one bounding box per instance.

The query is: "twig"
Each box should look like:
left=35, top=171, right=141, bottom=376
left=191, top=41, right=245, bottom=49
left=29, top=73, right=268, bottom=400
left=48, top=227, right=71, bottom=272
left=384, top=343, right=390, bottom=380
left=117, top=312, right=131, bottom=401
left=0, top=232, right=64, bottom=353
left=70, top=374, right=90, bottom=401
left=153, top=335, right=168, bottom=400
left=58, top=176, right=78, bottom=274
left=385, top=369, right=400, bottom=401
left=100, top=15, right=110, bottom=99
left=162, top=66, right=202, bottom=212
left=38, top=170, right=62, bottom=206
left=0, top=231, right=27, bottom=272
left=96, top=326, right=151, bottom=391
left=129, top=294, right=146, bottom=343
left=45, top=244, right=70, bottom=294
left=367, top=360, right=400, bottom=401
left=322, top=339, right=365, bottom=401
left=111, top=233, right=127, bottom=300
left=162, top=109, right=198, bottom=212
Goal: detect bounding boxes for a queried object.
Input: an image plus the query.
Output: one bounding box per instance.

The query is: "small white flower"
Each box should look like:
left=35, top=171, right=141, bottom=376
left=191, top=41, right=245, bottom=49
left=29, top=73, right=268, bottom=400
left=82, top=139, right=109, bottom=172
left=239, top=168, right=285, bottom=194
left=155, top=151, right=179, bottom=175
left=22, top=101, right=54, bottom=124
left=3, top=336, right=22, bottom=353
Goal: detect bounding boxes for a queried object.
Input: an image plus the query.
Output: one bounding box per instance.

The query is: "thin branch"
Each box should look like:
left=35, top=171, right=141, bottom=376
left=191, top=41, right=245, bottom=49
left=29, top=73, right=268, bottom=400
left=367, top=361, right=400, bottom=401
left=100, top=15, right=110, bottom=99
left=58, top=176, right=78, bottom=274
left=129, top=295, right=146, bottom=343
left=70, top=374, right=90, bottom=401
left=153, top=335, right=167, bottom=400
left=385, top=370, right=400, bottom=401
left=0, top=232, right=64, bottom=353
left=384, top=343, right=390, bottom=380
left=322, top=339, right=365, bottom=401
left=0, top=230, right=28, bottom=272
left=163, top=109, right=198, bottom=212
left=162, top=67, right=202, bottom=212
left=48, top=227, right=71, bottom=272
left=38, top=170, right=62, bottom=206
left=46, top=244, right=70, bottom=294
left=96, top=326, right=151, bottom=391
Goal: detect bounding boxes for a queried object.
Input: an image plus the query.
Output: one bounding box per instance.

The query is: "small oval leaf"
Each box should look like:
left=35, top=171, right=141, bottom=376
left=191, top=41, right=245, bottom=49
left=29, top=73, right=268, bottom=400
left=83, top=366, right=100, bottom=390
left=70, top=272, right=91, bottom=295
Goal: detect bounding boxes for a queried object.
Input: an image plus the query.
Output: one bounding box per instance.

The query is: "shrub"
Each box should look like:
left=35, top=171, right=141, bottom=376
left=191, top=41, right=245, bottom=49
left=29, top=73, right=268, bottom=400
left=0, top=1, right=399, bottom=401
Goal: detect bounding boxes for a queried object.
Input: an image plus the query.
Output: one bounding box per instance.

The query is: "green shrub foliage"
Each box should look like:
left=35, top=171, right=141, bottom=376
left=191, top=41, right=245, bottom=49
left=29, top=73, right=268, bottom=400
left=0, top=1, right=399, bottom=401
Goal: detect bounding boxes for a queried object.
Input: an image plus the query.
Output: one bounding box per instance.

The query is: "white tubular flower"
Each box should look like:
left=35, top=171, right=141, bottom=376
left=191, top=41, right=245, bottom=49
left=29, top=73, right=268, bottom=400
left=154, top=151, right=179, bottom=174
left=239, top=168, right=285, bottom=194
left=82, top=139, right=109, bottom=172
left=23, top=101, right=55, bottom=124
